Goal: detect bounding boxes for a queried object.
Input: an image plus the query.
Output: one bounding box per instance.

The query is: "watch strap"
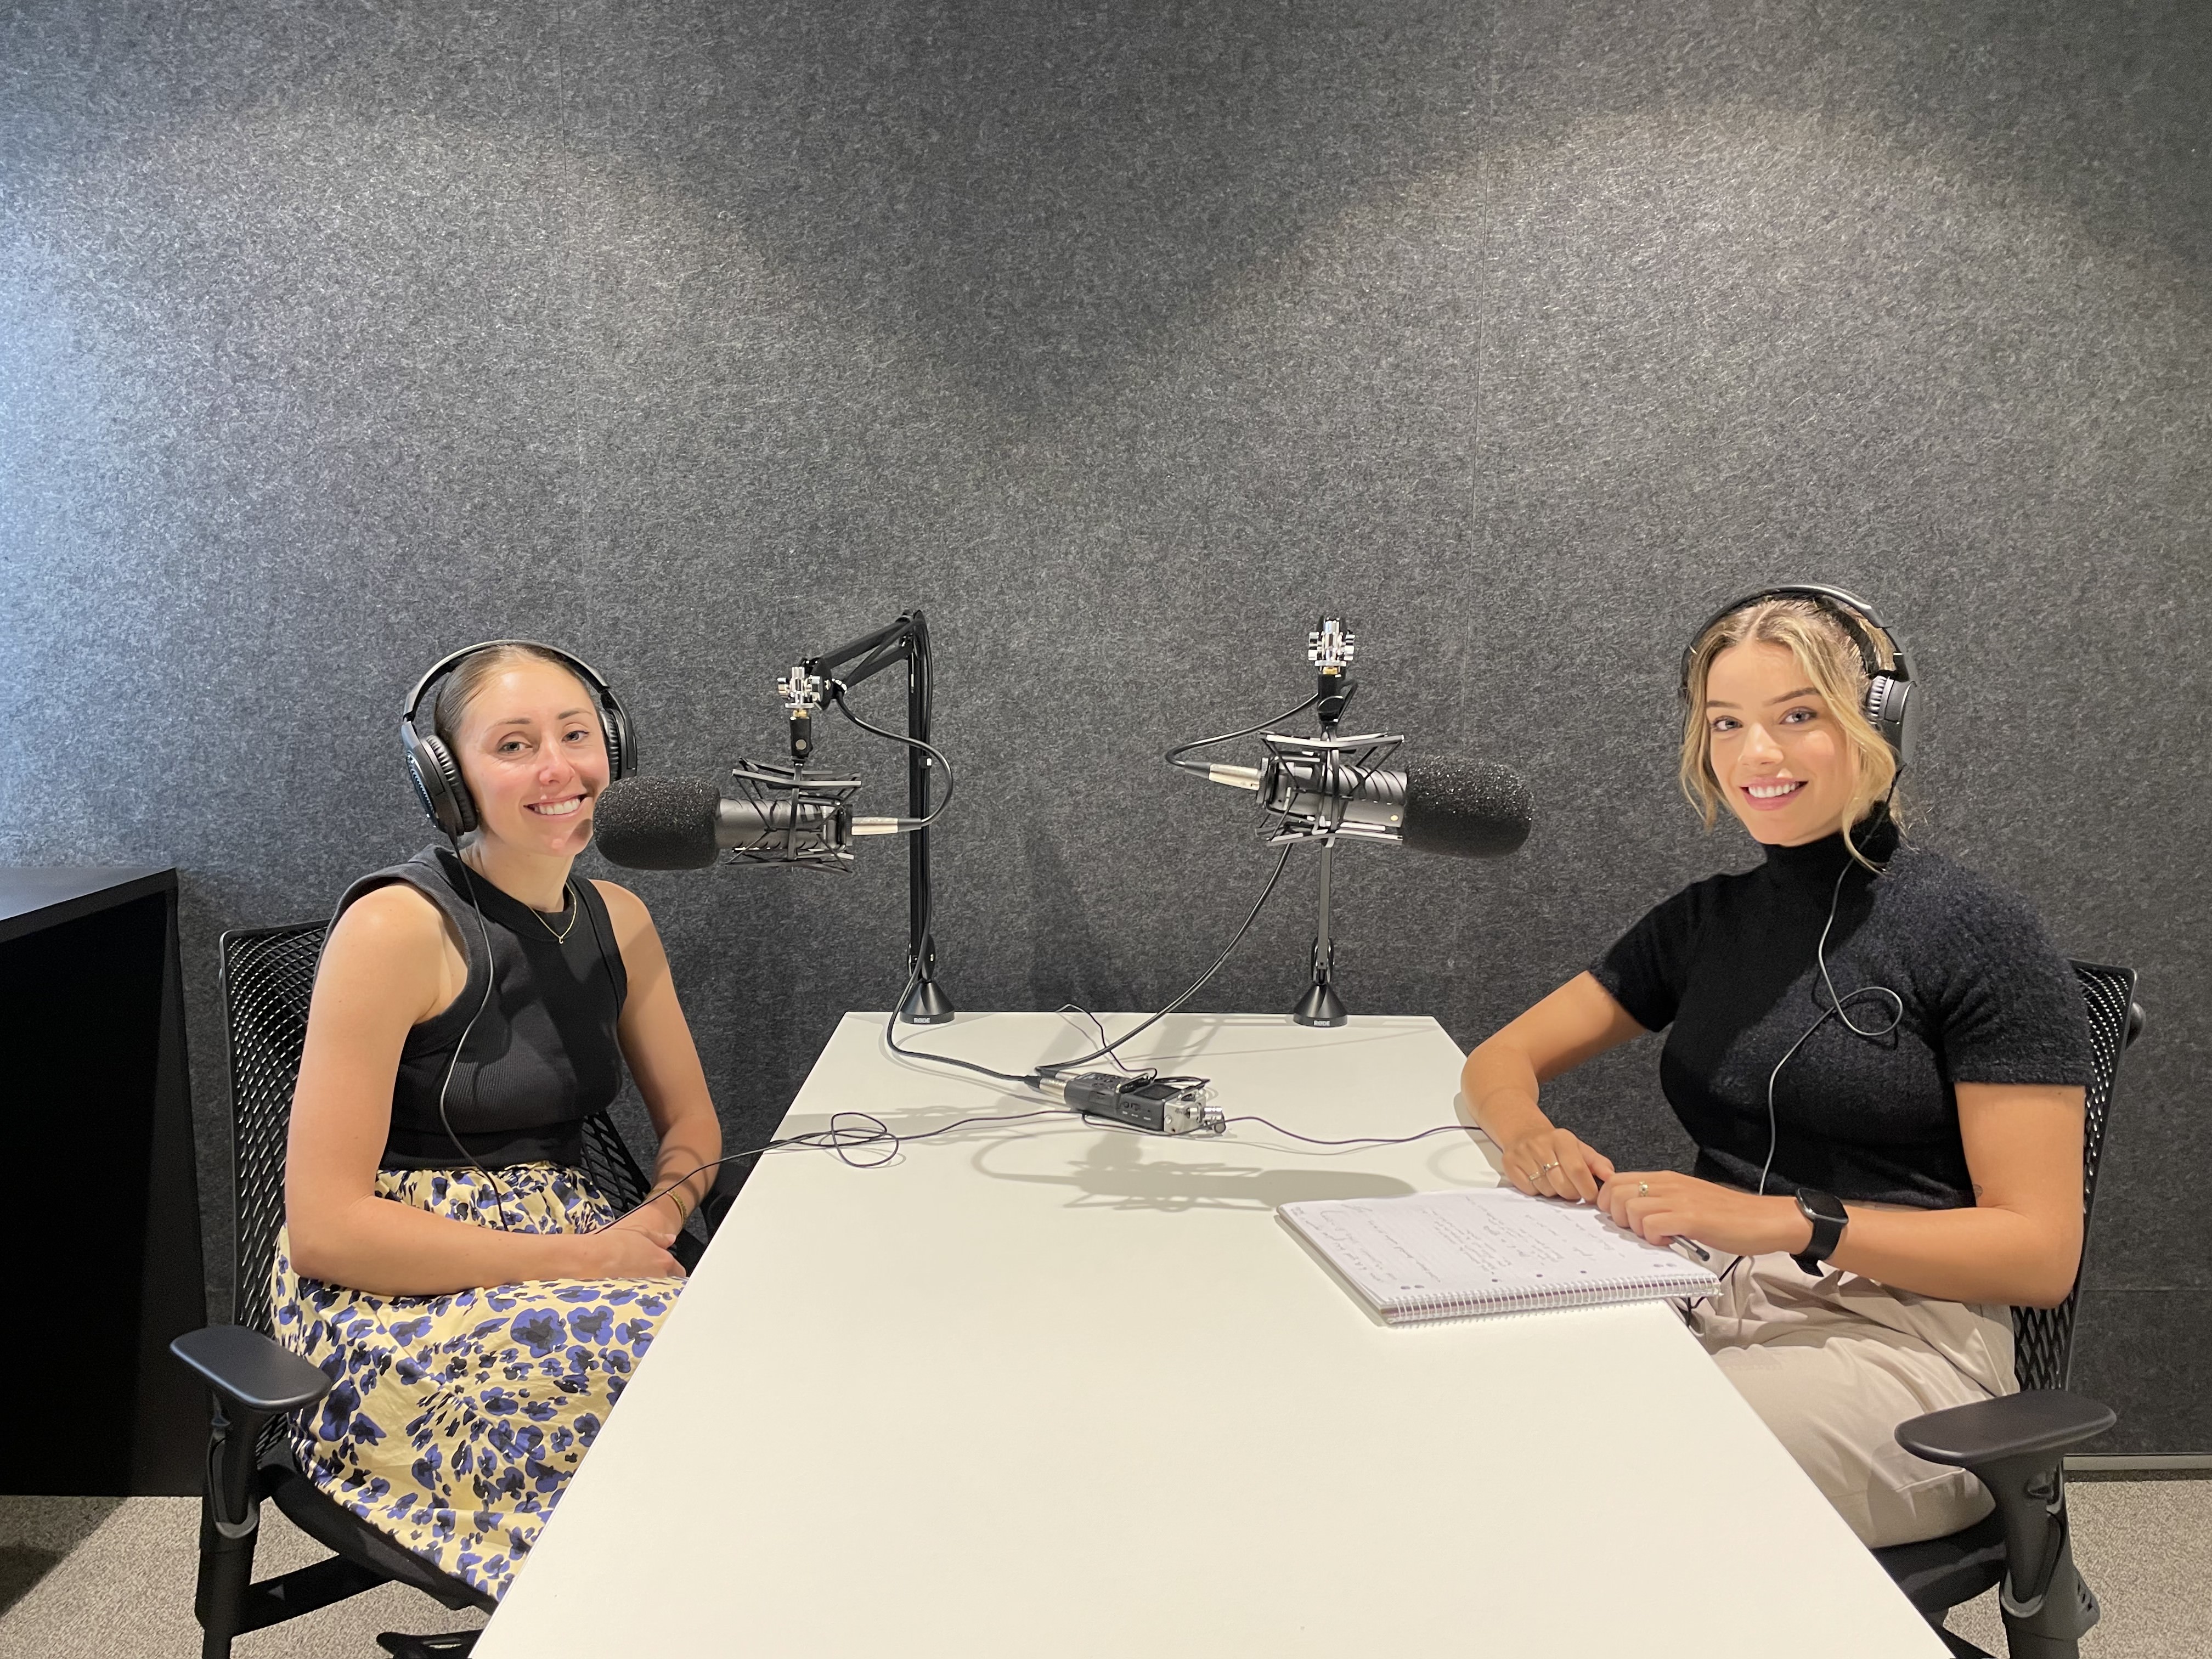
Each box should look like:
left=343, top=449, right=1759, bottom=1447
left=1792, top=1189, right=1847, bottom=1276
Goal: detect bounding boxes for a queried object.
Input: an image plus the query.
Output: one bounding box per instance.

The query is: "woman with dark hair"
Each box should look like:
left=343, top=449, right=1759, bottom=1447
left=274, top=642, right=722, bottom=1598
left=1462, top=592, right=2091, bottom=1549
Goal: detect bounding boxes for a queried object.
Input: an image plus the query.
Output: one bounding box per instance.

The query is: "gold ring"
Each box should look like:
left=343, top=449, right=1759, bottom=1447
left=1637, top=1182, right=1650, bottom=1197
left=1538, top=1160, right=1560, bottom=1173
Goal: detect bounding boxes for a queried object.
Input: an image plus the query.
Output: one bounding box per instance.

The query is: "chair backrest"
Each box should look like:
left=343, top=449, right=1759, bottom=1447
left=222, top=922, right=331, bottom=1334
left=2012, top=960, right=2142, bottom=1392
left=580, top=1111, right=654, bottom=1218
left=219, top=918, right=658, bottom=1335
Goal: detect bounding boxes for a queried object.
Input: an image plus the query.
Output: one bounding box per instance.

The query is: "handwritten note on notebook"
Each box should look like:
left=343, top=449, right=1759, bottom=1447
left=1279, top=1187, right=1721, bottom=1324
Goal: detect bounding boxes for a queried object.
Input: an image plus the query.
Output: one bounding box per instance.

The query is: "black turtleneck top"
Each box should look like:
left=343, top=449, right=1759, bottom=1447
left=1590, top=820, right=2092, bottom=1210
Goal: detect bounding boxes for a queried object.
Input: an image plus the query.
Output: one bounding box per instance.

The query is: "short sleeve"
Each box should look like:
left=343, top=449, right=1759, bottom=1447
left=1590, top=880, right=1713, bottom=1033
left=1934, top=879, right=2096, bottom=1088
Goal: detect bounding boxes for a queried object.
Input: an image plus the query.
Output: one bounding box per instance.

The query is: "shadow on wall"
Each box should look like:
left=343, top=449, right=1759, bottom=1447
left=1021, top=815, right=1122, bottom=1015
left=6, top=2, right=2205, bottom=448
left=578, top=1, right=1493, bottom=410
left=30, top=3, right=2198, bottom=421
left=592, top=1, right=2212, bottom=413
left=0, top=1, right=1489, bottom=420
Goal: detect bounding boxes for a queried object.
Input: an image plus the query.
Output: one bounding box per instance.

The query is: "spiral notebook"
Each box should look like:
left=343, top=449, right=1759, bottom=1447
left=1279, top=1187, right=1722, bottom=1324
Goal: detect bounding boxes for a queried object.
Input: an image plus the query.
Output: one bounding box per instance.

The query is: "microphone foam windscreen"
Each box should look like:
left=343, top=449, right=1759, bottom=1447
left=1402, top=760, right=1533, bottom=859
left=591, top=776, right=723, bottom=870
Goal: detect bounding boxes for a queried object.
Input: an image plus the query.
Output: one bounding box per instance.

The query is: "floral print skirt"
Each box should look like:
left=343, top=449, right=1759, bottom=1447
left=270, top=1164, right=679, bottom=1600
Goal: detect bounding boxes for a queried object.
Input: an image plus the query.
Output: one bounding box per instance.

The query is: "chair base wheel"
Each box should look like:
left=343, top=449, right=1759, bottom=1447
left=375, top=1633, right=479, bottom=1658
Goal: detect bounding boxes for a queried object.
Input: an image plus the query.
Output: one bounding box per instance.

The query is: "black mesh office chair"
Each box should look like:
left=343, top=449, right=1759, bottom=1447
left=170, top=921, right=692, bottom=1659
left=1875, top=961, right=2143, bottom=1659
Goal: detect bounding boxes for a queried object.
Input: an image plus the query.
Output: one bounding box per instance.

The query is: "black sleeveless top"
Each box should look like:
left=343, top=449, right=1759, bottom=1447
left=335, top=847, right=629, bottom=1171
left=1590, top=820, right=2092, bottom=1210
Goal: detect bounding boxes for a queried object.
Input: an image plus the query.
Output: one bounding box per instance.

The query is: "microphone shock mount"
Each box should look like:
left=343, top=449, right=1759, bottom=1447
left=721, top=757, right=865, bottom=868
left=1251, top=731, right=1407, bottom=847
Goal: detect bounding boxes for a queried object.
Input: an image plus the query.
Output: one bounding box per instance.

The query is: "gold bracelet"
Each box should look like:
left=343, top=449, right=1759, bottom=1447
left=661, top=1182, right=693, bottom=1223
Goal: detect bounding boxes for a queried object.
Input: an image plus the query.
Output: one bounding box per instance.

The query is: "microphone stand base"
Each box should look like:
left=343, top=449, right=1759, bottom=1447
left=1290, top=981, right=1348, bottom=1029
left=899, top=978, right=957, bottom=1025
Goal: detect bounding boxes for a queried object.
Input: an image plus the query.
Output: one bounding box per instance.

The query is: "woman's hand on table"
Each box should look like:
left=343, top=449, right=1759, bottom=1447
left=1501, top=1127, right=1616, bottom=1204
left=1596, top=1171, right=1809, bottom=1258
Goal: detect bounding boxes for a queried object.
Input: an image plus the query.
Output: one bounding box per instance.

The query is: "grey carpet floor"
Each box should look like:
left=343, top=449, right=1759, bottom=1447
left=1, top=1480, right=2203, bottom=1656
left=0, top=1496, right=486, bottom=1658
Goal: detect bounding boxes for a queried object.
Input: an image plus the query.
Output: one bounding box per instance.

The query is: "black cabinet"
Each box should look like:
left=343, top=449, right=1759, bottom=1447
left=1, top=868, right=206, bottom=1494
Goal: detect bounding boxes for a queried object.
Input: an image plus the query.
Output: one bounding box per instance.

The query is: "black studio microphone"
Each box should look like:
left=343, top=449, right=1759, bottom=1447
left=592, top=775, right=910, bottom=871
left=1198, top=751, right=1532, bottom=859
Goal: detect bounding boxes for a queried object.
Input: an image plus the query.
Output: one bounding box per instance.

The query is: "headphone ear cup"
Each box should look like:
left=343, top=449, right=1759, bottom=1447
left=1865, top=674, right=1915, bottom=772
left=404, top=727, right=477, bottom=837
left=602, top=698, right=636, bottom=781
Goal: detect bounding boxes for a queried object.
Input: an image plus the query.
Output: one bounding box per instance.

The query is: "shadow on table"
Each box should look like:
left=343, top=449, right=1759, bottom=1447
left=972, top=1126, right=1418, bottom=1211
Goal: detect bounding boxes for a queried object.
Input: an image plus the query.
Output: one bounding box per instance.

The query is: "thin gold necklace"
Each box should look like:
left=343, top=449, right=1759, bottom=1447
left=531, top=883, right=578, bottom=944
left=458, top=849, right=577, bottom=943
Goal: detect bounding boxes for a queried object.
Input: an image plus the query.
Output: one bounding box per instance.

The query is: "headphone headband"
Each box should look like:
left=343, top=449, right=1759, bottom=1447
left=400, top=640, right=636, bottom=838
left=1679, top=583, right=1917, bottom=771
left=400, top=639, right=621, bottom=726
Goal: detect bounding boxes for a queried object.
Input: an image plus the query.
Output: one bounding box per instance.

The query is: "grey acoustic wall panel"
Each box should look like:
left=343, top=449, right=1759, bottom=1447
left=2, top=2, right=2206, bottom=1452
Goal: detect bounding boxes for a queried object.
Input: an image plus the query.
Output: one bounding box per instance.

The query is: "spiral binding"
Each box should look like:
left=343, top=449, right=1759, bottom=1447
left=1383, top=1269, right=1719, bottom=1325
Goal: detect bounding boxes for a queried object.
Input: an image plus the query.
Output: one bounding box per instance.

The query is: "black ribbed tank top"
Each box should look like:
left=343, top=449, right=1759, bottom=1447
left=335, top=846, right=629, bottom=1172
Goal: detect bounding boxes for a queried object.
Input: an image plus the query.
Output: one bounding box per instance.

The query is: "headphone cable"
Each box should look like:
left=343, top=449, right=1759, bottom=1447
left=439, top=845, right=516, bottom=1230
left=1753, top=792, right=1906, bottom=1197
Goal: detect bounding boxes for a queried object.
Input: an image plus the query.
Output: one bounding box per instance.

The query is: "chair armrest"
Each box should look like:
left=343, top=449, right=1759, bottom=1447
left=1895, top=1389, right=2114, bottom=1470
left=171, top=1325, right=331, bottom=1415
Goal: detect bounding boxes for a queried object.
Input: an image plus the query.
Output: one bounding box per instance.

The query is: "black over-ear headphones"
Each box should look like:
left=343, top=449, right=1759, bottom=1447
left=1679, top=582, right=1917, bottom=771
left=400, top=641, right=637, bottom=838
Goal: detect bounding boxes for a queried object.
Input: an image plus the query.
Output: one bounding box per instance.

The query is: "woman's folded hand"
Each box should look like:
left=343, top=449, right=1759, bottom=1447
left=1597, top=1170, right=1806, bottom=1258
left=573, top=1212, right=687, bottom=1280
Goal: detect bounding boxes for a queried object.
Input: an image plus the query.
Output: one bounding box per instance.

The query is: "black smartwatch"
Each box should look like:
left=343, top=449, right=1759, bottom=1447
left=1792, top=1189, right=1849, bottom=1276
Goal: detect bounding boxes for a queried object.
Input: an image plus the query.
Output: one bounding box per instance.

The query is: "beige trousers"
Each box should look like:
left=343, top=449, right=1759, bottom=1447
left=1690, top=1251, right=2015, bottom=1549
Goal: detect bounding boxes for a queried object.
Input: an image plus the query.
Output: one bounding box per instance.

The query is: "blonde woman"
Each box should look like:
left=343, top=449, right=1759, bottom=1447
left=1462, top=587, right=2091, bottom=1549
left=275, top=641, right=722, bottom=1599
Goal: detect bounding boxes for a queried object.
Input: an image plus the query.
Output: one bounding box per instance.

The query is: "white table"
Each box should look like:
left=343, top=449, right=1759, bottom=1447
left=479, top=1013, right=1944, bottom=1657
